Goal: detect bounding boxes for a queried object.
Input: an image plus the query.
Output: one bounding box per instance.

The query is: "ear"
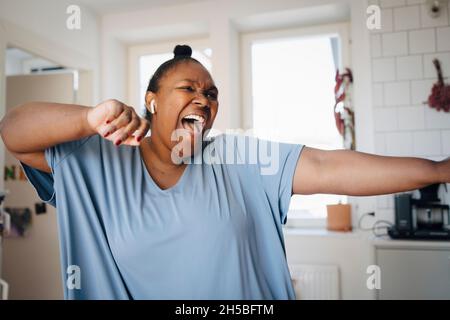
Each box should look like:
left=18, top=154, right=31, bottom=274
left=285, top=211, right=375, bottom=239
left=145, top=91, right=155, bottom=107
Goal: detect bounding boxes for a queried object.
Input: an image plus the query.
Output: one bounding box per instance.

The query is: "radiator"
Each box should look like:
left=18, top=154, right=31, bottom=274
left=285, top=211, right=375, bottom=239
left=289, top=264, right=340, bottom=300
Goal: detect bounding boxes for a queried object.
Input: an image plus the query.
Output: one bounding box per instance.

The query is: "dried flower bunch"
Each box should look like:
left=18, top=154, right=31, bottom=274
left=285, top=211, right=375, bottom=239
left=427, top=59, right=450, bottom=112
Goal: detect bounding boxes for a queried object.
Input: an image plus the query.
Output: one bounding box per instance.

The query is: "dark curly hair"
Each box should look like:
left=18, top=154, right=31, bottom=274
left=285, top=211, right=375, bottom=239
left=144, top=44, right=202, bottom=122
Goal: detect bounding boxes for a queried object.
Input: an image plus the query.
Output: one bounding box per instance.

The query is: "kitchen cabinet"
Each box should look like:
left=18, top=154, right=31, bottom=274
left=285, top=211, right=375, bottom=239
left=374, top=239, right=450, bottom=299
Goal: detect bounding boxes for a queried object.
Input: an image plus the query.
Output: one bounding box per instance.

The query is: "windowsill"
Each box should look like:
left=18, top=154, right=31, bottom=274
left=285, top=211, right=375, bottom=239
left=282, top=226, right=363, bottom=239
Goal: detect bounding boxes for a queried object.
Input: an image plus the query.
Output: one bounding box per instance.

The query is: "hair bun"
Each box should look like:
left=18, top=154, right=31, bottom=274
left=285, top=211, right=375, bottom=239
left=173, top=45, right=192, bottom=58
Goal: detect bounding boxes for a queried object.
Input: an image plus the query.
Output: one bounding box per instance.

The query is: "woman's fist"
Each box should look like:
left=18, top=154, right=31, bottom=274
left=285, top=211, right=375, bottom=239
left=87, top=99, right=150, bottom=146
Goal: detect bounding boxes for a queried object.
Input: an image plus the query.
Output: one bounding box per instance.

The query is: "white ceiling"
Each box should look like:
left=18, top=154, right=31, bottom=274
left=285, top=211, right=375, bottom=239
left=76, top=0, right=202, bottom=14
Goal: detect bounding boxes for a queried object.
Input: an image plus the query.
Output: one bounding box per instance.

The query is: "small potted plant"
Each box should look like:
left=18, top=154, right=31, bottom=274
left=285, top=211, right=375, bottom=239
left=326, top=199, right=352, bottom=232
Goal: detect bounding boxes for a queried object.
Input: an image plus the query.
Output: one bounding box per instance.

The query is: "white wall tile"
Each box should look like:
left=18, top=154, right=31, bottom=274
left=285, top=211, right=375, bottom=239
left=436, top=27, right=450, bottom=51
left=424, top=105, right=450, bottom=128
left=371, top=8, right=394, bottom=34
left=394, top=6, right=420, bottom=30
left=373, top=58, right=396, bottom=81
left=386, top=131, right=413, bottom=156
left=382, top=32, right=408, bottom=56
left=411, top=79, right=434, bottom=104
left=426, top=155, right=447, bottom=161
left=409, top=28, right=436, bottom=53
left=420, top=3, right=450, bottom=28
left=398, top=105, right=425, bottom=130
left=413, top=130, right=442, bottom=155
left=380, top=0, right=406, bottom=8
left=376, top=194, right=394, bottom=209
left=371, top=34, right=382, bottom=58
left=442, top=130, right=450, bottom=154
left=384, top=81, right=410, bottom=106
left=396, top=55, right=423, bottom=79
left=406, top=0, right=425, bottom=4
left=375, top=8, right=394, bottom=33
left=372, top=83, right=384, bottom=106
left=424, top=52, right=450, bottom=77
left=374, top=208, right=395, bottom=224
left=375, top=132, right=387, bottom=154
left=374, top=107, right=398, bottom=131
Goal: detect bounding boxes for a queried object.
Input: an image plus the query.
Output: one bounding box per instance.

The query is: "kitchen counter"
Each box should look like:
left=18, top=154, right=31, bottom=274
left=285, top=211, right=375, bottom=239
left=372, top=235, right=450, bottom=250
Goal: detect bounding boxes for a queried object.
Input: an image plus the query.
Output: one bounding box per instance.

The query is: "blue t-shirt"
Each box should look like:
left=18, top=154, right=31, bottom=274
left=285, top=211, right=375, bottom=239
left=20, top=133, right=304, bottom=300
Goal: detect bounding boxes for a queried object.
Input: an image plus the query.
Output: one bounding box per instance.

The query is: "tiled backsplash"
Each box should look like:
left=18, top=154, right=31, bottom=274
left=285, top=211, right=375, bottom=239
left=369, top=0, right=450, bottom=221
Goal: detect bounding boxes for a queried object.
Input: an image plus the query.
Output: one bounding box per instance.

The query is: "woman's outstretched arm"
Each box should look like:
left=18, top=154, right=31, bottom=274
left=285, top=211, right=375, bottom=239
left=293, top=146, right=449, bottom=196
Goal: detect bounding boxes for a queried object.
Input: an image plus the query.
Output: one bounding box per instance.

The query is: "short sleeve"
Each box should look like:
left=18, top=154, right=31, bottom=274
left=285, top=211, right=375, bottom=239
left=254, top=136, right=304, bottom=225
left=19, top=135, right=95, bottom=208
left=218, top=134, right=304, bottom=225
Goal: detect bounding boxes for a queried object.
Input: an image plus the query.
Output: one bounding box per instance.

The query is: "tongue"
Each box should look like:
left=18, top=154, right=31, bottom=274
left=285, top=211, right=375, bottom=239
left=194, top=121, right=204, bottom=133
left=182, top=119, right=203, bottom=133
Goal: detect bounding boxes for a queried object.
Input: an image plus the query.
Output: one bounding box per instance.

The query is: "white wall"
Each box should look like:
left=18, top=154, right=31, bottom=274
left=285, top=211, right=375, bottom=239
left=369, top=0, right=450, bottom=223
left=0, top=0, right=99, bottom=62
left=4, top=51, right=22, bottom=75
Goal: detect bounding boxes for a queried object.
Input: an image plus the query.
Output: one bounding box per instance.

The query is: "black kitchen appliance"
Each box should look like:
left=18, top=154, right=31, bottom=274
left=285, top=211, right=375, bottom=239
left=388, top=183, right=450, bottom=240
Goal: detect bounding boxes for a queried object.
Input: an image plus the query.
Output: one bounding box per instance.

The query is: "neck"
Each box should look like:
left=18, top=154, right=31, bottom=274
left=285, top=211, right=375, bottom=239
left=140, top=134, right=186, bottom=175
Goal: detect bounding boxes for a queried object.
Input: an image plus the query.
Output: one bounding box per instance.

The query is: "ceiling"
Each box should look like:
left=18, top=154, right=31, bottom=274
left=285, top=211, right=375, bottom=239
left=76, top=0, right=203, bottom=14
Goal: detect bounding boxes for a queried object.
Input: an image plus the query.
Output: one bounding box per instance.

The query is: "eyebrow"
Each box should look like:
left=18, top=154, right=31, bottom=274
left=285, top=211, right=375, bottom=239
left=177, top=79, right=218, bottom=92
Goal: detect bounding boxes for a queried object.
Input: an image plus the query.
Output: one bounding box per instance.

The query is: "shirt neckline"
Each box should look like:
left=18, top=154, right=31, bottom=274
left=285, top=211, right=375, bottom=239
left=138, top=147, right=191, bottom=194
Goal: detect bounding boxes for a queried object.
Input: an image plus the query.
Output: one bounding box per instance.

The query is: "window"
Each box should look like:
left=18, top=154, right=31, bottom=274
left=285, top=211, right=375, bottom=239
left=242, top=24, right=350, bottom=226
left=128, top=40, right=212, bottom=117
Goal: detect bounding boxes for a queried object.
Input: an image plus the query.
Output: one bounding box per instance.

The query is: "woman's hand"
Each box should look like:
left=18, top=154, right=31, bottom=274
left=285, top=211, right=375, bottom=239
left=87, top=99, right=150, bottom=146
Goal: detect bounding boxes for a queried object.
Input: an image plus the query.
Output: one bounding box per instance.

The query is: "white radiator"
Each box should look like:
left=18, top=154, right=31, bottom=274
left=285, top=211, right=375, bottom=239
left=289, top=264, right=340, bottom=300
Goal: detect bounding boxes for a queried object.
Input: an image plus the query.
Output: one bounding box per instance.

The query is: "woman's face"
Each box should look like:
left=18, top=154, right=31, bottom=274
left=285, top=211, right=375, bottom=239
left=146, top=60, right=219, bottom=160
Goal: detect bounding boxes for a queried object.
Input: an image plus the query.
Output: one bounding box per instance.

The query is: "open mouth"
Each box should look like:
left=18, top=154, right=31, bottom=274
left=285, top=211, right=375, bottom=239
left=181, top=114, right=207, bottom=134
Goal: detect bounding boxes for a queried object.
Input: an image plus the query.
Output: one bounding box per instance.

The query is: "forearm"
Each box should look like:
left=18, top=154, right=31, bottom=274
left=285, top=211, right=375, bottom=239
left=0, top=102, right=95, bottom=154
left=321, top=149, right=442, bottom=196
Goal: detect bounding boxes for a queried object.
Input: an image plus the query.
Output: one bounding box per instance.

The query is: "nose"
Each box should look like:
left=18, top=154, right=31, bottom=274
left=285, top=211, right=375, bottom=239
left=193, top=91, right=209, bottom=108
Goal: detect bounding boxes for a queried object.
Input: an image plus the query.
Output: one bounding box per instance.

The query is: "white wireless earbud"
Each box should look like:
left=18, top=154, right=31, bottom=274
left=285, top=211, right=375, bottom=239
left=150, top=100, right=156, bottom=114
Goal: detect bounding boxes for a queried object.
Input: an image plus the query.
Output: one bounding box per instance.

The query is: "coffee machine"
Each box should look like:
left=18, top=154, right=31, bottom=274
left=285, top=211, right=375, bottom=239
left=388, top=183, right=450, bottom=240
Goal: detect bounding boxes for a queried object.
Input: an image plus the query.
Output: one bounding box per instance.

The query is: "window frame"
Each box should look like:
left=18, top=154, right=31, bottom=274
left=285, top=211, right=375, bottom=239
left=127, top=38, right=211, bottom=115
left=240, top=23, right=351, bottom=228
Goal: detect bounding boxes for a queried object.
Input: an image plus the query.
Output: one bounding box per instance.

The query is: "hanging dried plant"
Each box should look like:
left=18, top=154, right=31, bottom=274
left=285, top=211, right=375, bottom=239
left=334, top=68, right=355, bottom=150
left=427, top=59, right=450, bottom=112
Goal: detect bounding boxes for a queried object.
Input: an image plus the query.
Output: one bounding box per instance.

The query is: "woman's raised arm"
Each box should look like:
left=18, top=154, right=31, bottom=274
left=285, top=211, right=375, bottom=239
left=0, top=99, right=150, bottom=172
left=0, top=102, right=95, bottom=154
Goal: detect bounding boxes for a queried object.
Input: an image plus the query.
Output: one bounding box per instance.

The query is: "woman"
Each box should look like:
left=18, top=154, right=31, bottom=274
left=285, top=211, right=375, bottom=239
left=1, top=45, right=448, bottom=300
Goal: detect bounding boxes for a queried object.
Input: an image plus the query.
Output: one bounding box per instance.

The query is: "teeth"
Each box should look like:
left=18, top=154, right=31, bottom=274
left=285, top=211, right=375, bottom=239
left=183, top=114, right=206, bottom=123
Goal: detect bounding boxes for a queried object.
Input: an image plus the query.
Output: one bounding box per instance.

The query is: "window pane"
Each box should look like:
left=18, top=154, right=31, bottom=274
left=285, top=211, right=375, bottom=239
left=251, top=36, right=346, bottom=218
